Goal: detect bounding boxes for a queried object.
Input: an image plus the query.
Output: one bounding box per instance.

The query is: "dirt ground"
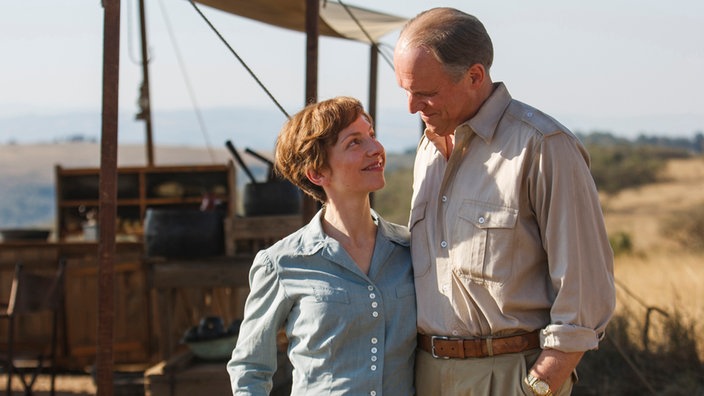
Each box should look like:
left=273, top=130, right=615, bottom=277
left=0, top=371, right=153, bottom=395
left=0, top=373, right=96, bottom=395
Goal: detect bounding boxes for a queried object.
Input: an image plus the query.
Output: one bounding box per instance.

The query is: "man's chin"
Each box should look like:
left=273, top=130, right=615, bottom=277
left=425, top=125, right=453, bottom=137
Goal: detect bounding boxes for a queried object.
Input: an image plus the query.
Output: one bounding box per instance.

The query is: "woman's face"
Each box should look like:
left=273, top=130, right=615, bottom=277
left=318, top=114, right=386, bottom=200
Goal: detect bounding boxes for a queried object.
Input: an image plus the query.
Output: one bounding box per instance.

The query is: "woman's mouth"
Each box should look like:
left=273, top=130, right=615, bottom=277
left=363, top=160, right=384, bottom=171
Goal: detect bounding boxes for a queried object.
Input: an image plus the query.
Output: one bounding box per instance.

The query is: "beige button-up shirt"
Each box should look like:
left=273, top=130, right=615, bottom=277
left=410, top=82, right=615, bottom=352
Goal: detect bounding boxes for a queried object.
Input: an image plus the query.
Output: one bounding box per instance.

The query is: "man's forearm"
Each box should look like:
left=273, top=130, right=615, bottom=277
left=529, top=349, right=584, bottom=392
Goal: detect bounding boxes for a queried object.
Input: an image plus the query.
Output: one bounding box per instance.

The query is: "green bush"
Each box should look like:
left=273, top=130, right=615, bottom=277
left=587, top=144, right=685, bottom=195
left=609, top=231, right=634, bottom=256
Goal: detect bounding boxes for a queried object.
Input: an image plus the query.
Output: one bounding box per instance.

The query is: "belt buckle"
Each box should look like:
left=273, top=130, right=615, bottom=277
left=430, top=335, right=460, bottom=359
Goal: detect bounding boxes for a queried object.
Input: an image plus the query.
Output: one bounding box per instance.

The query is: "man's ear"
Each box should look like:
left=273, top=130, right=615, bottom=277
left=466, top=63, right=485, bottom=86
left=305, top=168, right=326, bottom=186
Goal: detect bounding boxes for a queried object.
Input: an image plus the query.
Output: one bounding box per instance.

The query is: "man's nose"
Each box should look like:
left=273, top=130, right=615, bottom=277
left=408, top=94, right=425, bottom=114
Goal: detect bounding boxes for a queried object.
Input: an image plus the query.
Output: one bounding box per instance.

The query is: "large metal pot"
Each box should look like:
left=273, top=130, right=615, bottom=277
left=144, top=208, right=224, bottom=258
left=225, top=141, right=302, bottom=217
left=243, top=180, right=302, bottom=216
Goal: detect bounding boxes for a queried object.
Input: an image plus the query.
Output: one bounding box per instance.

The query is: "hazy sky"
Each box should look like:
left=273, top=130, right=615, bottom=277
left=1, top=0, right=703, bottom=149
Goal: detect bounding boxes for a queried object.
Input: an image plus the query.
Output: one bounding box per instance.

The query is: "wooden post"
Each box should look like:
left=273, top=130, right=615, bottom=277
left=368, top=44, right=378, bottom=128
left=302, top=0, right=320, bottom=222
left=138, top=0, right=155, bottom=166
left=368, top=44, right=378, bottom=207
left=98, top=0, right=120, bottom=394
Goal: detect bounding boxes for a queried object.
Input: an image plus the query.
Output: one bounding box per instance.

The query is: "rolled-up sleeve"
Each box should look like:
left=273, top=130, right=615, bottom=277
left=227, top=251, right=292, bottom=395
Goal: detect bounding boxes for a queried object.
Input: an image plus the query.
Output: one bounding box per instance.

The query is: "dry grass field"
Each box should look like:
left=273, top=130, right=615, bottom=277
left=603, top=157, right=704, bottom=359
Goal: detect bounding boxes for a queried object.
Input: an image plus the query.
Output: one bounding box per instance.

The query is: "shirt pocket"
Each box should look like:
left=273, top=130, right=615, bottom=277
left=453, top=200, right=518, bottom=285
left=409, top=202, right=431, bottom=277
left=312, top=285, right=350, bottom=304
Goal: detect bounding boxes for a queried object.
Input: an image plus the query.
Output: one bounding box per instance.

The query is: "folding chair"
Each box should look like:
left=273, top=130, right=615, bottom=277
left=1, top=258, right=66, bottom=395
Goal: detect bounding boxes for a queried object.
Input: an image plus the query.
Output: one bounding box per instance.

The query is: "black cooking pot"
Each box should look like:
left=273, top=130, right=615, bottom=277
left=243, top=180, right=302, bottom=216
left=144, top=208, right=224, bottom=258
left=225, top=141, right=302, bottom=217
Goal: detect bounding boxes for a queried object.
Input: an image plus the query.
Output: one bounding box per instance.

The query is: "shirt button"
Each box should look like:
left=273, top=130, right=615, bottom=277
left=440, top=240, right=448, bottom=248
left=478, top=216, right=486, bottom=224
left=371, top=355, right=378, bottom=362
left=369, top=293, right=376, bottom=299
left=370, top=391, right=377, bottom=396
left=371, top=337, right=378, bottom=344
left=372, top=311, right=379, bottom=318
left=371, top=347, right=378, bottom=353
left=452, top=330, right=459, bottom=336
left=441, top=195, right=447, bottom=202
left=368, top=285, right=374, bottom=291
left=371, top=365, right=377, bottom=371
left=371, top=301, right=378, bottom=308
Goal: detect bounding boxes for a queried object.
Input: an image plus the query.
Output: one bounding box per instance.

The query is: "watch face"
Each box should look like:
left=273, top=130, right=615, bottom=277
left=534, top=380, right=550, bottom=395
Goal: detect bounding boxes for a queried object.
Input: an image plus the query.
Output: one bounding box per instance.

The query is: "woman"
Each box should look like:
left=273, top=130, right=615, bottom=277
left=227, top=97, right=416, bottom=395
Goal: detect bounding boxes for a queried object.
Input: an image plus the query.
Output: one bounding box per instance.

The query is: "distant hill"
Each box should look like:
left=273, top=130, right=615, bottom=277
left=0, top=107, right=424, bottom=154
left=0, top=142, right=257, bottom=228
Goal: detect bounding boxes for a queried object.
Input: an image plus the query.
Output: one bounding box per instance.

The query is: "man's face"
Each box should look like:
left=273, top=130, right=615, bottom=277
left=394, top=44, right=476, bottom=137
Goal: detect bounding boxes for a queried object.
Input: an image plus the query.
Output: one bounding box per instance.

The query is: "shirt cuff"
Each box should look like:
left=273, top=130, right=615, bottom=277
left=540, top=324, right=603, bottom=352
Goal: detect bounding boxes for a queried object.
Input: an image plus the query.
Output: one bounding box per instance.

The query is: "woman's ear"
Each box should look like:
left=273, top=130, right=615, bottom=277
left=305, top=168, right=326, bottom=186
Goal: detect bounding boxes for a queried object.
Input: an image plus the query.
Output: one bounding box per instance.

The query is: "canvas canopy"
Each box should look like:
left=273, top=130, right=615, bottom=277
left=194, top=0, right=408, bottom=43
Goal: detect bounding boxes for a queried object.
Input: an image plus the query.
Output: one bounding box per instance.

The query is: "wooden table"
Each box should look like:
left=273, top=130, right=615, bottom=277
left=144, top=349, right=292, bottom=396
left=0, top=240, right=143, bottom=267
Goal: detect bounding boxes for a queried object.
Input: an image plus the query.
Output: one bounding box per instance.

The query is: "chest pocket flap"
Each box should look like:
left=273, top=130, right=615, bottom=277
left=458, top=200, right=518, bottom=229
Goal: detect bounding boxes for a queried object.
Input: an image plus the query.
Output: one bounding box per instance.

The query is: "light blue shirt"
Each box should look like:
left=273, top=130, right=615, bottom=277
left=227, top=209, right=416, bottom=395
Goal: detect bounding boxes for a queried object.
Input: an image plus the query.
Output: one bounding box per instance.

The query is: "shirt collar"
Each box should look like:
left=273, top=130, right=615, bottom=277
left=459, top=82, right=512, bottom=144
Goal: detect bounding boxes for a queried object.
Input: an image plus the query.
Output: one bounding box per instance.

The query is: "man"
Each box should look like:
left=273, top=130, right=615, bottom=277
left=394, top=7, right=615, bottom=396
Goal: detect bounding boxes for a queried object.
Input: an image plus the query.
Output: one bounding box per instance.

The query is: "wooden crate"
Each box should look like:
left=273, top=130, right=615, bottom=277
left=0, top=242, right=150, bottom=369
left=63, top=248, right=152, bottom=368
left=146, top=257, right=253, bottom=361
left=225, top=215, right=303, bottom=255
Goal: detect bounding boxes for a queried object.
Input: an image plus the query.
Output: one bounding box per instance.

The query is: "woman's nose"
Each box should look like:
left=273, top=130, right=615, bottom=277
left=367, top=138, right=384, bottom=156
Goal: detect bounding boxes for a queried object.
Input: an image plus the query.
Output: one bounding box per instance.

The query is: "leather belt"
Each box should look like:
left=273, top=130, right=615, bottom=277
left=417, top=331, right=540, bottom=359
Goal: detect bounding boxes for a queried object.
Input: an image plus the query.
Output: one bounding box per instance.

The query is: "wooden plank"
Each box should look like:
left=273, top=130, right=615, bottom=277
left=148, top=257, right=253, bottom=289
left=230, top=215, right=302, bottom=239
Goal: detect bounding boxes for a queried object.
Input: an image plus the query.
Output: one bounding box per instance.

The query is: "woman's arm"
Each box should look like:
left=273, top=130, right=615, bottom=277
left=227, top=251, right=291, bottom=395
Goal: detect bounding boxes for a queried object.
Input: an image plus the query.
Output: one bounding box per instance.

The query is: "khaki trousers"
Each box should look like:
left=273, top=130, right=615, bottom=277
left=415, top=348, right=575, bottom=396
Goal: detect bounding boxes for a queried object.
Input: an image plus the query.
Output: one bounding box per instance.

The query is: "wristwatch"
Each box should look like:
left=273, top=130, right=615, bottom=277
left=524, top=374, right=553, bottom=396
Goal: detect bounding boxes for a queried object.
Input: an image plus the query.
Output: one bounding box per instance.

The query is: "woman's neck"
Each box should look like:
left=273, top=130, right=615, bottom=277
left=322, top=196, right=377, bottom=273
left=323, top=197, right=375, bottom=241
